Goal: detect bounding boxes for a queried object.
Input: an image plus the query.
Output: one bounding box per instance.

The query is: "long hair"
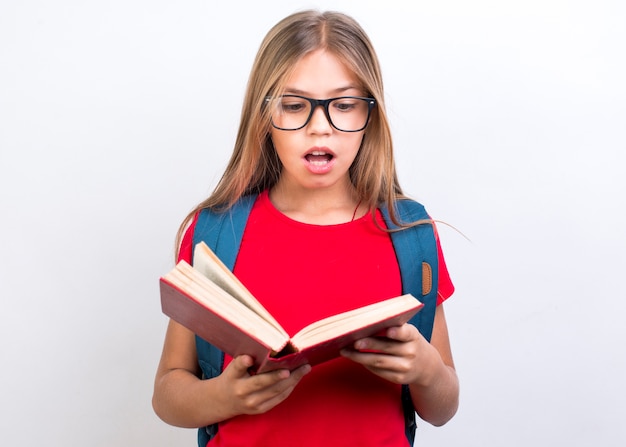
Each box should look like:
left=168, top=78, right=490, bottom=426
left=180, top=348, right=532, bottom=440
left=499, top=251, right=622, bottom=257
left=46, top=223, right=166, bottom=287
left=176, top=10, right=412, bottom=253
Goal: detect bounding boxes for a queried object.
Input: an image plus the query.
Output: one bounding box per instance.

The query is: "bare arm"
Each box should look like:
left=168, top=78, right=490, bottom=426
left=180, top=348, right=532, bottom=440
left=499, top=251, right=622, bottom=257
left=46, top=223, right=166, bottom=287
left=408, top=305, right=459, bottom=426
left=152, top=319, right=311, bottom=428
left=341, top=304, right=459, bottom=426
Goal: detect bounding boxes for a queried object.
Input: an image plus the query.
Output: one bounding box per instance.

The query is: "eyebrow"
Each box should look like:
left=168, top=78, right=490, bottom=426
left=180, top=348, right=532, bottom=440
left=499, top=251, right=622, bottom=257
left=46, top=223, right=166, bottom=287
left=283, top=85, right=362, bottom=96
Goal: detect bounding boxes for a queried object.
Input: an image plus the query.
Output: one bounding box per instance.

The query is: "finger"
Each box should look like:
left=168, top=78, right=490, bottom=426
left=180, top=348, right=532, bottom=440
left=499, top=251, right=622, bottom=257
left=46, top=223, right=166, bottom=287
left=248, top=363, right=311, bottom=393
left=265, top=364, right=311, bottom=396
left=352, top=336, right=401, bottom=354
left=341, top=350, right=396, bottom=373
left=229, top=355, right=256, bottom=377
left=243, top=364, right=312, bottom=413
left=345, top=335, right=417, bottom=362
left=289, top=363, right=312, bottom=380
left=341, top=350, right=413, bottom=383
left=385, top=323, right=419, bottom=342
left=257, top=363, right=311, bottom=388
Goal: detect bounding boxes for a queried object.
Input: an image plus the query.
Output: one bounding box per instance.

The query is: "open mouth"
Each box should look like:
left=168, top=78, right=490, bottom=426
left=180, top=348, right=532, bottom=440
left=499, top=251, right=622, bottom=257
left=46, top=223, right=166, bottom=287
left=305, top=150, right=334, bottom=166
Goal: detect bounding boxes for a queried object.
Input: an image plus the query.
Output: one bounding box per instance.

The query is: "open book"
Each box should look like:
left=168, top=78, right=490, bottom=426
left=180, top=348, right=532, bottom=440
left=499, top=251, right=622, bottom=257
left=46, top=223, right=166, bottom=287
left=159, top=242, right=423, bottom=373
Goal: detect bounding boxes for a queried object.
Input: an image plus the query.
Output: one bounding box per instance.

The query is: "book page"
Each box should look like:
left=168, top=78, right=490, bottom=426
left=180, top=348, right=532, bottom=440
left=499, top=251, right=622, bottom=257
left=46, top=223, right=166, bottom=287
left=164, top=261, right=289, bottom=350
left=193, top=242, right=286, bottom=336
left=290, top=294, right=421, bottom=349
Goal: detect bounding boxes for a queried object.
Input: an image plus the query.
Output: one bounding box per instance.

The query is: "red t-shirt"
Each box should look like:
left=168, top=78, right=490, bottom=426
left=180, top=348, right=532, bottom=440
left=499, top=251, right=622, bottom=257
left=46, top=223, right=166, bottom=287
left=178, top=191, right=454, bottom=447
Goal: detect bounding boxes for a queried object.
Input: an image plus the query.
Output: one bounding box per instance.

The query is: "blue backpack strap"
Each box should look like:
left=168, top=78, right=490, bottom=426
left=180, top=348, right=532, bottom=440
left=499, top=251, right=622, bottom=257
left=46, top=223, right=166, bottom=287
left=381, top=198, right=439, bottom=446
left=192, top=194, right=258, bottom=270
left=191, top=194, right=257, bottom=447
left=381, top=199, right=439, bottom=341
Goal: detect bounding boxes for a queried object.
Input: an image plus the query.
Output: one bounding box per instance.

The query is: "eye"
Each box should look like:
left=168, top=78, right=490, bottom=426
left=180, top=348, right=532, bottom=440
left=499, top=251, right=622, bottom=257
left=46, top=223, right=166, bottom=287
left=332, top=98, right=359, bottom=113
left=279, top=97, right=308, bottom=113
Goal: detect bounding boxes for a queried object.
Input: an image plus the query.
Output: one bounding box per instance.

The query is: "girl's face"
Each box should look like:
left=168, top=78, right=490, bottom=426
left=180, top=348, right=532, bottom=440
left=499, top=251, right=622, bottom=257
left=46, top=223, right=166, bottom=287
left=269, top=49, right=366, bottom=195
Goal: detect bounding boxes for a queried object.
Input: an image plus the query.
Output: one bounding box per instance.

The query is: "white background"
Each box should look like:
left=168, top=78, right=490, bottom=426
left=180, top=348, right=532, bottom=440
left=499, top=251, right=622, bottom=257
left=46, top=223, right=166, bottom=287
left=1, top=1, right=625, bottom=446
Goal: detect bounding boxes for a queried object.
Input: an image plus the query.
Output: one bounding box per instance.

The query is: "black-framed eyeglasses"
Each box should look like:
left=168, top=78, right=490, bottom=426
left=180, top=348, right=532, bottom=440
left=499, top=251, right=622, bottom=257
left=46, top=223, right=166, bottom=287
left=265, top=95, right=376, bottom=132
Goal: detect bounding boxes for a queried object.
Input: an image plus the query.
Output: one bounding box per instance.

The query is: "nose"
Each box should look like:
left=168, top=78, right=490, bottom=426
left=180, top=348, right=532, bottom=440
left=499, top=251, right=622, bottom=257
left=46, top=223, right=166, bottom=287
left=307, top=104, right=333, bottom=133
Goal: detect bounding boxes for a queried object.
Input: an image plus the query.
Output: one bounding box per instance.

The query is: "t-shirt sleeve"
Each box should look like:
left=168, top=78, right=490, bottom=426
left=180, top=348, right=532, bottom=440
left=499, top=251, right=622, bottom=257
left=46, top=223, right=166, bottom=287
left=433, top=219, right=454, bottom=305
left=177, top=213, right=199, bottom=264
left=436, top=237, right=455, bottom=305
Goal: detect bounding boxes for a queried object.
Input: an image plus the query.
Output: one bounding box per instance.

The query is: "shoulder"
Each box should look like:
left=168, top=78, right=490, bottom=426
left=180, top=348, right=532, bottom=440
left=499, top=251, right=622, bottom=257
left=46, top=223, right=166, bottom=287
left=394, top=198, right=429, bottom=221
left=177, top=194, right=258, bottom=264
left=194, top=194, right=259, bottom=233
left=191, top=193, right=261, bottom=270
left=178, top=212, right=199, bottom=263
left=380, top=197, right=431, bottom=230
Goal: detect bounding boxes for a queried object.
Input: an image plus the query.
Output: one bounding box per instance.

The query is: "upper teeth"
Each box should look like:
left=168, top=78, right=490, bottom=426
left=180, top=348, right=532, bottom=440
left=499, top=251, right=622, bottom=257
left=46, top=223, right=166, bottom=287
left=310, top=151, right=326, bottom=155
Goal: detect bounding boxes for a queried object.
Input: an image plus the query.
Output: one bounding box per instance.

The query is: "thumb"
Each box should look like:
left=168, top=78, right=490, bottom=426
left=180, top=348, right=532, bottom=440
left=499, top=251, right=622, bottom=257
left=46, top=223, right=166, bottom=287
left=227, top=355, right=256, bottom=377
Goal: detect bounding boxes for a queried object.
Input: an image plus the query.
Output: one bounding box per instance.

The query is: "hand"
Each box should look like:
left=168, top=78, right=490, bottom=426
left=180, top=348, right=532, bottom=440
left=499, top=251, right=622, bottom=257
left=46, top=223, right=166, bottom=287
left=215, top=355, right=311, bottom=417
left=342, top=307, right=459, bottom=426
left=340, top=323, right=437, bottom=385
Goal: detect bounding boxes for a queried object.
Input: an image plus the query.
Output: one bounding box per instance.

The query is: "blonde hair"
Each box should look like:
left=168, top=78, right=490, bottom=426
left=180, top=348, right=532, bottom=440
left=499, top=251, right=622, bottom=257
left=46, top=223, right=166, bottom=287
left=176, top=10, right=412, bottom=253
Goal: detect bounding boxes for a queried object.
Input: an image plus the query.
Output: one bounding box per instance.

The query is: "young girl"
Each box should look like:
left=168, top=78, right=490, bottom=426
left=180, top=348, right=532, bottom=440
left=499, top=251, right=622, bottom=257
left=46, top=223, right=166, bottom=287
left=153, top=10, right=459, bottom=447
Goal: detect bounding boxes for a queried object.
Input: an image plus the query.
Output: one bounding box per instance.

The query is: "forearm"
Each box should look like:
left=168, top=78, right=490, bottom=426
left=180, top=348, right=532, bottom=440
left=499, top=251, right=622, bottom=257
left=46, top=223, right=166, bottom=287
left=152, top=369, right=233, bottom=428
left=409, top=353, right=459, bottom=426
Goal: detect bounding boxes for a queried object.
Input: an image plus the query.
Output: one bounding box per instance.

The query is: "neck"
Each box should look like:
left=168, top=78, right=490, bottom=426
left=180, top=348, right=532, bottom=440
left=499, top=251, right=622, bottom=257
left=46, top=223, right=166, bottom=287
left=269, top=179, right=365, bottom=225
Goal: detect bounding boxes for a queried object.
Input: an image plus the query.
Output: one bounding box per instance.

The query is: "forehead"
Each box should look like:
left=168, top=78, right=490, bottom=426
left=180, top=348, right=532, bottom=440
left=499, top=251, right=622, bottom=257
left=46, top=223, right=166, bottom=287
left=283, top=49, right=361, bottom=97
